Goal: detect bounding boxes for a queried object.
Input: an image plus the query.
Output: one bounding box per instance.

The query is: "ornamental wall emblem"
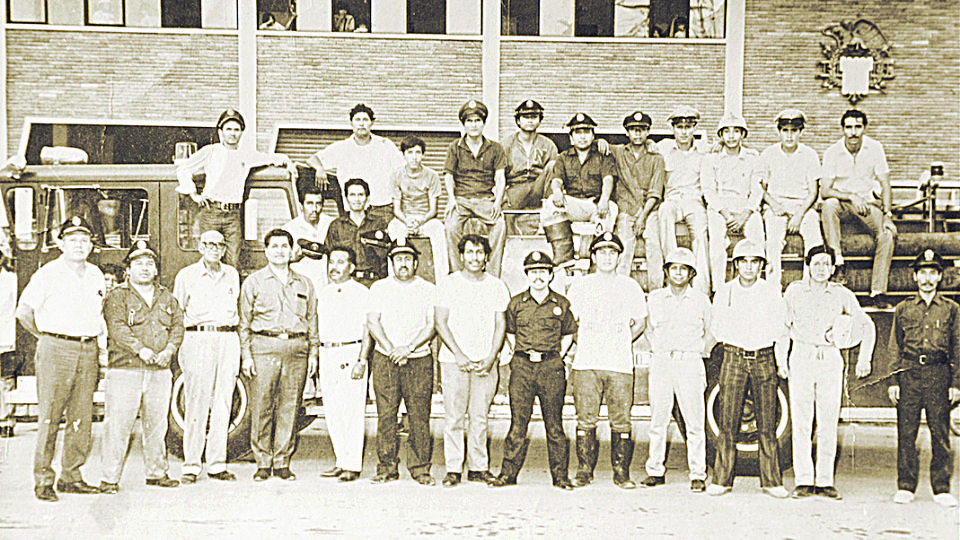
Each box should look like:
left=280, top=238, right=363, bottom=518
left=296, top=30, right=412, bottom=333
left=815, top=19, right=895, bottom=104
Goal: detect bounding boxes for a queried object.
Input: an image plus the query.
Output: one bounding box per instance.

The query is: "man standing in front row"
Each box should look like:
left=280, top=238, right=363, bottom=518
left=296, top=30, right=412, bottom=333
left=173, top=230, right=241, bottom=484
left=567, top=232, right=646, bottom=489
left=317, top=246, right=371, bottom=482
left=17, top=216, right=104, bottom=501
left=435, top=234, right=510, bottom=487
left=783, top=244, right=874, bottom=500
left=492, top=251, right=577, bottom=490
left=643, top=248, right=712, bottom=492
left=708, top=239, right=788, bottom=498
left=239, top=229, right=318, bottom=482
left=888, top=249, right=959, bottom=507
left=100, top=241, right=184, bottom=493
left=366, top=239, right=437, bottom=485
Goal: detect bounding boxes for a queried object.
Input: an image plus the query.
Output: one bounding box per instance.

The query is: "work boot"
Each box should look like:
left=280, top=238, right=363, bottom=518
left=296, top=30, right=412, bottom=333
left=611, top=431, right=636, bottom=489
left=572, top=428, right=598, bottom=487
left=544, top=222, right=575, bottom=266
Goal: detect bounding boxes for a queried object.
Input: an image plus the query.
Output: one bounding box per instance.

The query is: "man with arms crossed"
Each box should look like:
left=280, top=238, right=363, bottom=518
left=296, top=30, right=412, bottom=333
left=567, top=232, right=646, bottom=489
left=435, top=234, right=510, bottom=487
left=501, top=100, right=558, bottom=235
left=317, top=246, right=372, bottom=482
left=366, top=238, right=438, bottom=485
left=173, top=230, right=241, bottom=484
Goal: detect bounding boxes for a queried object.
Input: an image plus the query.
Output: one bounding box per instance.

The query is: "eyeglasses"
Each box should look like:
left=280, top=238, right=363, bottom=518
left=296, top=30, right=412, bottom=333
left=200, top=242, right=226, bottom=250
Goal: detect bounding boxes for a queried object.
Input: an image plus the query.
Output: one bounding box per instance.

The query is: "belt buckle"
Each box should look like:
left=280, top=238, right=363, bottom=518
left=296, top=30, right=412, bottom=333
left=741, top=348, right=757, bottom=360
left=528, top=351, right=542, bottom=362
left=918, top=354, right=927, bottom=365
left=278, top=332, right=289, bottom=340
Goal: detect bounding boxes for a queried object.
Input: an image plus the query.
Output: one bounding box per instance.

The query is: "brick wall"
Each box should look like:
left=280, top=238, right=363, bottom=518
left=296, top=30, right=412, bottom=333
left=256, top=35, right=482, bottom=150
left=499, top=40, right=727, bottom=136
left=6, top=30, right=239, bottom=156
left=742, top=0, right=960, bottom=184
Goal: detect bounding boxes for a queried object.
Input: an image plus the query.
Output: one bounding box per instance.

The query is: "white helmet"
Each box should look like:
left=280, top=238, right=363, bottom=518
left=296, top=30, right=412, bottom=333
left=717, top=112, right=749, bottom=137
left=731, top=239, right=765, bottom=262
left=663, top=248, right=697, bottom=279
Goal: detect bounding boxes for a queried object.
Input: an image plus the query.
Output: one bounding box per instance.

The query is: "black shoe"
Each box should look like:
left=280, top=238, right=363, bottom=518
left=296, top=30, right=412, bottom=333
left=208, top=471, right=237, bottom=482
left=817, top=486, right=842, bottom=500
left=490, top=475, right=516, bottom=488
left=792, top=485, right=816, bottom=498
left=640, top=475, right=665, bottom=488
left=321, top=467, right=344, bottom=478
left=371, top=472, right=399, bottom=484
left=442, top=472, right=462, bottom=487
left=56, top=479, right=100, bottom=494
left=180, top=473, right=197, bottom=485
left=553, top=477, right=575, bottom=491
left=690, top=479, right=706, bottom=492
left=413, top=474, right=435, bottom=486
left=467, top=470, right=496, bottom=484
left=338, top=471, right=360, bottom=482
left=145, top=475, right=179, bottom=488
left=35, top=485, right=58, bottom=502
left=273, top=468, right=296, bottom=481
left=253, top=468, right=271, bottom=482
left=98, top=482, right=119, bottom=495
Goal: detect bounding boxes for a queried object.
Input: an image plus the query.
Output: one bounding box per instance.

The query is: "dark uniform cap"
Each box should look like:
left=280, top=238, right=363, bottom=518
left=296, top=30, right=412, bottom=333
left=217, top=109, right=246, bottom=130
left=459, top=100, right=489, bottom=123
left=566, top=112, right=598, bottom=131
left=360, top=229, right=392, bottom=251
left=523, top=251, right=555, bottom=272
left=59, top=215, right=93, bottom=239
left=297, top=238, right=328, bottom=260
left=387, top=235, right=420, bottom=258
left=589, top=231, right=624, bottom=254
left=911, top=249, right=944, bottom=271
left=125, top=239, right=158, bottom=264
left=775, top=108, right=806, bottom=126
left=623, top=111, right=653, bottom=129
left=515, top=99, right=545, bottom=116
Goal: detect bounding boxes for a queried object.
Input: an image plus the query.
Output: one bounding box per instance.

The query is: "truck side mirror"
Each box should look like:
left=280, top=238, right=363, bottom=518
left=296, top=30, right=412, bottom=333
left=12, top=187, right=37, bottom=250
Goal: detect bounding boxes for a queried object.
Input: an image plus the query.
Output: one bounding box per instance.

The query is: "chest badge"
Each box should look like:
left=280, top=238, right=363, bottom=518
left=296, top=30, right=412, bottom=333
left=553, top=307, right=562, bottom=316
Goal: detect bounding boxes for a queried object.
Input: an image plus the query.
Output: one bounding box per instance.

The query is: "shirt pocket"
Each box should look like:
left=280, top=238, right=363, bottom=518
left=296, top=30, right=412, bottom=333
left=127, top=303, right=148, bottom=327
left=157, top=301, right=175, bottom=327
left=295, top=292, right=308, bottom=318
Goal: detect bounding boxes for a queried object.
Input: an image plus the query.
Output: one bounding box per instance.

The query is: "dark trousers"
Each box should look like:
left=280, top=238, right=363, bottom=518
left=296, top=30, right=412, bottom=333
left=33, top=336, right=99, bottom=486
left=500, top=356, right=569, bottom=482
left=713, top=345, right=782, bottom=488
left=372, top=351, right=433, bottom=477
left=248, top=336, right=309, bottom=469
left=896, top=364, right=954, bottom=494
left=198, top=206, right=241, bottom=268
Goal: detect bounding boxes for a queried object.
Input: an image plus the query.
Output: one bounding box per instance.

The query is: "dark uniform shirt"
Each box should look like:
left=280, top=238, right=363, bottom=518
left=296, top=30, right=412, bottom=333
left=104, top=283, right=185, bottom=370
left=553, top=143, right=618, bottom=201
left=444, top=136, right=508, bottom=199
left=505, top=289, right=578, bottom=355
left=325, top=213, right=388, bottom=278
left=501, top=132, right=559, bottom=185
left=888, top=293, right=960, bottom=387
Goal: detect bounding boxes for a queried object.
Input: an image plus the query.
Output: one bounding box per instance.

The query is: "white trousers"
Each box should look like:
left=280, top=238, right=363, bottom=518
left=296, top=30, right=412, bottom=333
left=388, top=217, right=449, bottom=280
left=645, top=352, right=707, bottom=480
left=101, top=368, right=172, bottom=483
left=789, top=344, right=843, bottom=487
left=318, top=343, right=368, bottom=472
left=763, top=206, right=822, bottom=288
left=707, top=205, right=764, bottom=291
left=441, top=362, right=498, bottom=473
left=181, top=332, right=240, bottom=475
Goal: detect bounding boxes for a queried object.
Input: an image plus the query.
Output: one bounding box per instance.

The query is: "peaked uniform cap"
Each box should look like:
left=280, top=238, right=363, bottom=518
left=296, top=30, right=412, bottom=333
left=667, top=105, right=701, bottom=123
left=523, top=251, right=555, bottom=272
left=217, top=109, right=245, bottom=130
left=566, top=112, right=598, bottom=131
left=59, top=215, right=93, bottom=239
left=623, top=111, right=653, bottom=129
left=910, top=249, right=944, bottom=271
left=515, top=100, right=545, bottom=116
left=125, top=239, right=158, bottom=264
left=589, top=231, right=624, bottom=253
left=459, top=100, right=489, bottom=123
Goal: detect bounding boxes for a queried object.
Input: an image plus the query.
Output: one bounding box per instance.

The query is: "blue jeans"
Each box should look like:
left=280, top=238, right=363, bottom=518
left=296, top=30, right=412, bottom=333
left=198, top=207, right=241, bottom=268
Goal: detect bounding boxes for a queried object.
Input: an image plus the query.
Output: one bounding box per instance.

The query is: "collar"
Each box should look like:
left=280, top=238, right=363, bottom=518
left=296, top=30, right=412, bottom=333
left=457, top=135, right=492, bottom=154
left=265, top=265, right=296, bottom=285
left=522, top=288, right=559, bottom=305
left=717, top=146, right=758, bottom=159
left=909, top=292, right=944, bottom=307
left=562, top=142, right=600, bottom=159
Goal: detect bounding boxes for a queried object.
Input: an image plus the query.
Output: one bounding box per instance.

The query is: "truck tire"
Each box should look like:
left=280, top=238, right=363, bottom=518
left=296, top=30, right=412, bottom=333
left=166, top=366, right=253, bottom=462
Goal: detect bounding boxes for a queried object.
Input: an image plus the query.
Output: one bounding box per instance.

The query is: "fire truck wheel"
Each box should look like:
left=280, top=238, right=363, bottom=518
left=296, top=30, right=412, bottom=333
left=166, top=366, right=254, bottom=462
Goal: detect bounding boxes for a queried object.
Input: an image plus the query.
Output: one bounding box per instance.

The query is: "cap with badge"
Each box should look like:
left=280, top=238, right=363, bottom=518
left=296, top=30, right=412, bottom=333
left=360, top=229, right=392, bottom=251
left=910, top=248, right=944, bottom=271
left=667, top=105, right=701, bottom=124
left=59, top=215, right=93, bottom=239
left=523, top=251, right=555, bottom=272
left=217, top=109, right=245, bottom=131
left=387, top=236, right=420, bottom=259
left=125, top=239, right=158, bottom=264
left=589, top=231, right=624, bottom=254
left=297, top=238, right=328, bottom=260
left=515, top=99, right=544, bottom=117
left=459, top=100, right=489, bottom=123
left=623, top=111, right=652, bottom=129
left=566, top=112, right=597, bottom=131
left=775, top=109, right=806, bottom=129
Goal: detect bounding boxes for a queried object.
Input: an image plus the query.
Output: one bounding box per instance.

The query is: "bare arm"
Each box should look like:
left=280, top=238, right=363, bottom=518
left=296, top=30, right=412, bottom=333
left=15, top=303, right=39, bottom=339
left=493, top=169, right=506, bottom=209
left=477, top=311, right=507, bottom=375
left=435, top=306, right=471, bottom=370
left=366, top=312, right=394, bottom=353
left=443, top=172, right=457, bottom=216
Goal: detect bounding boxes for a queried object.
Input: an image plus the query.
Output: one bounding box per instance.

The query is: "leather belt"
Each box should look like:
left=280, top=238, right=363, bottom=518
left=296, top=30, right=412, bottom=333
left=320, top=339, right=362, bottom=348
left=253, top=330, right=308, bottom=340
left=42, top=332, right=97, bottom=343
left=352, top=270, right=382, bottom=280
left=902, top=351, right=948, bottom=366
left=185, top=325, right=237, bottom=332
left=209, top=201, right=241, bottom=211
left=724, top=344, right=775, bottom=360
left=515, top=350, right=559, bottom=363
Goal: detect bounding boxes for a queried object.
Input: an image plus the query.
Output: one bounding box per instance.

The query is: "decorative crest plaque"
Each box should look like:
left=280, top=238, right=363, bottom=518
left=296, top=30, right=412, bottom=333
left=815, top=19, right=895, bottom=104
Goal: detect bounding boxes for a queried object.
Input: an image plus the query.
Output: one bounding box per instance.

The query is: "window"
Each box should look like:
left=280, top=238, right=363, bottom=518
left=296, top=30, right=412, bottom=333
left=333, top=0, right=369, bottom=32
left=161, top=0, right=200, bottom=28
left=575, top=0, right=613, bottom=37
left=408, top=0, right=445, bottom=34
left=7, top=0, right=46, bottom=23
left=44, top=188, right=149, bottom=250
left=501, top=0, right=537, bottom=36
left=258, top=0, right=296, bottom=30
left=506, top=0, right=724, bottom=38
left=86, top=0, right=124, bottom=26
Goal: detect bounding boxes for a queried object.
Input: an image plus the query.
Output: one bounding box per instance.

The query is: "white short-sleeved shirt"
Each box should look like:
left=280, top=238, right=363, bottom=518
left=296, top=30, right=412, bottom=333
left=173, top=260, right=240, bottom=327
left=759, top=143, right=821, bottom=203
left=821, top=136, right=889, bottom=200
left=18, top=257, right=105, bottom=337
left=312, top=135, right=404, bottom=207
left=318, top=278, right=369, bottom=343
left=567, top=273, right=647, bottom=374
left=0, top=269, right=17, bottom=352
left=284, top=214, right=336, bottom=294
left=367, top=276, right=437, bottom=357
left=436, top=272, right=510, bottom=363
left=388, top=165, right=442, bottom=217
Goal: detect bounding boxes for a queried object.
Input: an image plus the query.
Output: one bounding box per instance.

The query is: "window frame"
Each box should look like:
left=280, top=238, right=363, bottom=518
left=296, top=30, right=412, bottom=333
left=7, top=0, right=47, bottom=23
left=84, top=0, right=126, bottom=26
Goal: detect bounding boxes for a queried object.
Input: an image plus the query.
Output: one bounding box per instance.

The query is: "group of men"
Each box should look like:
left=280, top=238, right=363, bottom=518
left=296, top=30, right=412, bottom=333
left=12, top=104, right=957, bottom=510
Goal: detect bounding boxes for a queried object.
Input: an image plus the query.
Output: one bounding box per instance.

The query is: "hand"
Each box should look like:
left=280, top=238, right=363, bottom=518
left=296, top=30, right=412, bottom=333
left=850, top=194, right=869, bottom=215
left=767, top=201, right=787, bottom=217
left=786, top=213, right=803, bottom=234
left=241, top=356, right=257, bottom=378
left=549, top=190, right=566, bottom=210
left=888, top=385, right=899, bottom=405
left=284, top=160, right=299, bottom=183
left=597, top=199, right=610, bottom=219
left=855, top=358, right=871, bottom=378
left=190, top=193, right=210, bottom=208
left=949, top=387, right=960, bottom=402
left=710, top=141, right=723, bottom=154
left=645, top=139, right=658, bottom=153
left=597, top=138, right=610, bottom=155
left=632, top=216, right=646, bottom=237
left=475, top=356, right=497, bottom=377
left=444, top=202, right=457, bottom=220
left=307, top=349, right=318, bottom=379
left=455, top=352, right=472, bottom=372
left=491, top=201, right=503, bottom=221
left=155, top=349, right=174, bottom=368
left=350, top=361, right=366, bottom=380
left=138, top=347, right=157, bottom=364
left=722, top=211, right=740, bottom=233
left=731, top=210, right=751, bottom=232
left=98, top=349, right=109, bottom=368
left=777, top=363, right=789, bottom=380
left=389, top=345, right=412, bottom=364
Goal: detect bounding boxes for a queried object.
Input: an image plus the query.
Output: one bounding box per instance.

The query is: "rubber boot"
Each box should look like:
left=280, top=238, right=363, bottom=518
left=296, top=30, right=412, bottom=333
left=573, top=428, right=598, bottom=487
left=611, top=431, right=636, bottom=489
left=544, top=222, right=575, bottom=266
